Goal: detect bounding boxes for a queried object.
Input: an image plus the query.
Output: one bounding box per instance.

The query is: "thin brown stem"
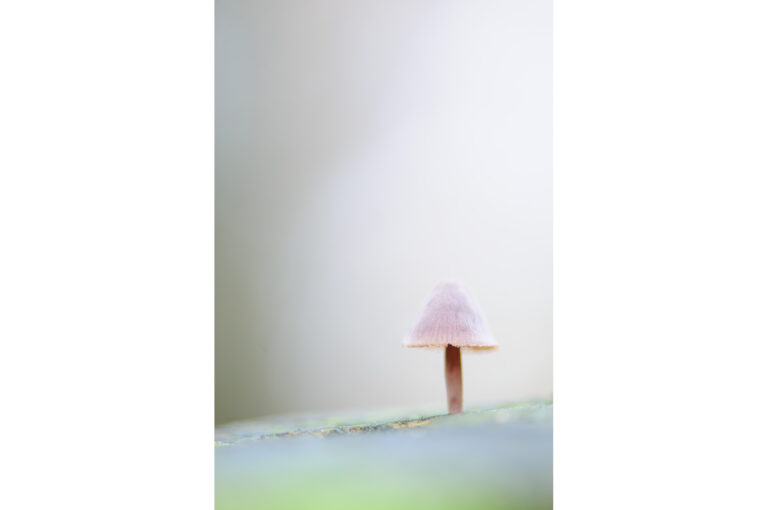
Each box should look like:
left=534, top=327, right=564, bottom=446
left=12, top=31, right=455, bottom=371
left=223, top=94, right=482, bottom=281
left=445, top=345, right=462, bottom=414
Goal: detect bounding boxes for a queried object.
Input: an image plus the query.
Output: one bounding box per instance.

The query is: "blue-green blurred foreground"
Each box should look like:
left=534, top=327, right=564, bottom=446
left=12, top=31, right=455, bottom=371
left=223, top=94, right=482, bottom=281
left=216, top=401, right=552, bottom=510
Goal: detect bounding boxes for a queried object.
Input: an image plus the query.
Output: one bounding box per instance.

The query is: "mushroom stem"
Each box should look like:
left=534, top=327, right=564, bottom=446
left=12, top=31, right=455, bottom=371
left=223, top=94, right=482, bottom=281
left=445, top=344, right=462, bottom=414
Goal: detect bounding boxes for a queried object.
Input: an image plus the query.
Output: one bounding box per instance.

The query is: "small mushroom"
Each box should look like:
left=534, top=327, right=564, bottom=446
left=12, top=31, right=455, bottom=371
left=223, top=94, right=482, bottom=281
left=403, top=281, right=498, bottom=414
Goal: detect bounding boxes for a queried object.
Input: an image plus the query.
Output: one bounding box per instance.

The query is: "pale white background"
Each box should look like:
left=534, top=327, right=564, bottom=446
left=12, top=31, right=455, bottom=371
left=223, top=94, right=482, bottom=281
left=216, top=0, right=552, bottom=424
left=2, top=1, right=768, bottom=510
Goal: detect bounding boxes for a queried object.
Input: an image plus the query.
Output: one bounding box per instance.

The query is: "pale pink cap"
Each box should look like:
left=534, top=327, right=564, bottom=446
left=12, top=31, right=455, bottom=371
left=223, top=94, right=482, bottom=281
left=403, top=281, right=498, bottom=349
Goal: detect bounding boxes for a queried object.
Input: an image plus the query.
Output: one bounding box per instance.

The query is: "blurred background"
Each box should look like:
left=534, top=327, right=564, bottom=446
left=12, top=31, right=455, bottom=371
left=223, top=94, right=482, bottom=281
left=216, top=0, right=551, bottom=425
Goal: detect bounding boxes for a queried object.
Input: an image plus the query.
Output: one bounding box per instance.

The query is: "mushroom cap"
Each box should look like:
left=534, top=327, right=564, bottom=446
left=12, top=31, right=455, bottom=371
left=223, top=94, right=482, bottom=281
left=403, top=281, right=498, bottom=349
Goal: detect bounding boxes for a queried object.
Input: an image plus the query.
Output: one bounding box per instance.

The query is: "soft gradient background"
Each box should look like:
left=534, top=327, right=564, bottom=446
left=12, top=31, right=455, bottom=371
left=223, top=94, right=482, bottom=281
left=216, top=0, right=551, bottom=425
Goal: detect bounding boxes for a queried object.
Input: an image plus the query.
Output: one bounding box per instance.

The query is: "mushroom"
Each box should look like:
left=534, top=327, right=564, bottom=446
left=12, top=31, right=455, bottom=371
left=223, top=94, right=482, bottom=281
left=403, top=281, right=498, bottom=414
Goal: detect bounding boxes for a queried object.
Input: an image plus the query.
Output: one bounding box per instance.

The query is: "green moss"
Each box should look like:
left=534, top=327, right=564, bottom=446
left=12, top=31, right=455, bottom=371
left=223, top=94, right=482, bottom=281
left=216, top=401, right=552, bottom=510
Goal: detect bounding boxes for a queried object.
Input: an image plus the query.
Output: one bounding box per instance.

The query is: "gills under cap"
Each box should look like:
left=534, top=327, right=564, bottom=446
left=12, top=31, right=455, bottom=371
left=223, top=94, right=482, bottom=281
left=403, top=281, right=498, bottom=349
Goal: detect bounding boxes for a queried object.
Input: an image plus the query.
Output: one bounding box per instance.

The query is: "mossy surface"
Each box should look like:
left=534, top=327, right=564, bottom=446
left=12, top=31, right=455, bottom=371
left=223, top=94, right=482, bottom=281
left=216, top=401, right=552, bottom=510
